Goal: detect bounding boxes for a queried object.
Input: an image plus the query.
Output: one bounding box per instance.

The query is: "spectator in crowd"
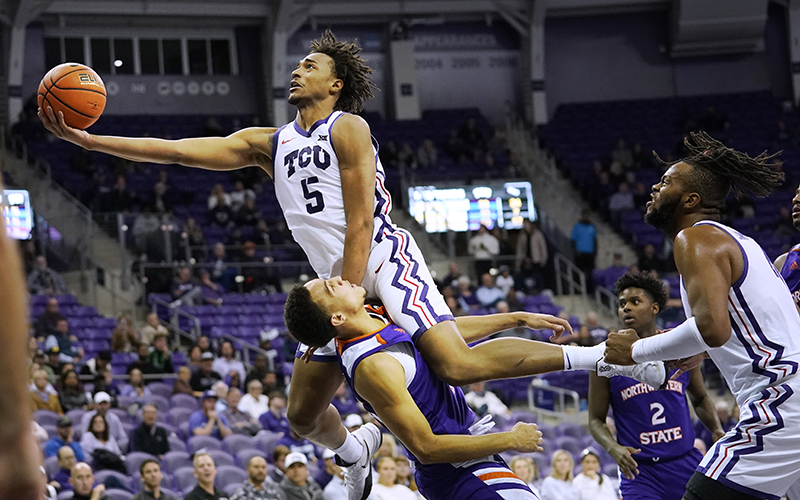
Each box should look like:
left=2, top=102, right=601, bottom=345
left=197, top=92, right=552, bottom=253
left=120, top=368, right=152, bottom=403
left=189, top=390, right=232, bottom=439
left=58, top=370, right=91, bottom=412
left=396, top=142, right=418, bottom=171
left=571, top=209, right=598, bottom=291
left=238, top=380, right=270, bottom=421
left=110, top=314, right=139, bottom=353
left=468, top=225, right=500, bottom=277
left=191, top=352, right=223, bottom=396
left=540, top=450, right=578, bottom=500
left=231, top=455, right=284, bottom=500
left=611, top=138, right=633, bottom=168
left=213, top=341, right=246, bottom=382
left=212, top=381, right=230, bottom=414
left=188, top=346, right=204, bottom=370
left=132, top=206, right=161, bottom=254
left=240, top=241, right=282, bottom=293
left=557, top=325, right=598, bottom=347
left=245, top=352, right=272, bottom=388
left=146, top=181, right=172, bottom=215
left=494, top=265, right=515, bottom=302
left=79, top=350, right=111, bottom=379
left=91, top=370, right=120, bottom=406
left=27, top=255, right=67, bottom=295
left=608, top=182, right=635, bottom=226
left=370, top=457, right=416, bottom=500
left=464, top=381, right=510, bottom=419
left=458, top=117, right=486, bottom=151
left=48, top=446, right=78, bottom=492
left=199, top=269, right=224, bottom=306
left=169, top=266, right=202, bottom=307
left=508, top=456, right=540, bottom=496
left=207, top=242, right=236, bottom=291
left=416, top=138, right=438, bottom=168
left=379, top=139, right=398, bottom=170
left=475, top=273, right=507, bottom=310
left=80, top=392, right=129, bottom=451
left=229, top=180, right=256, bottom=214
left=597, top=253, right=628, bottom=290
left=103, top=173, right=137, bottom=213
left=226, top=369, right=243, bottom=392
left=270, top=446, right=291, bottom=485
left=393, top=455, right=418, bottom=493
left=147, top=333, right=174, bottom=375
left=343, top=414, right=363, bottom=433
left=259, top=329, right=286, bottom=372
left=31, top=369, right=63, bottom=414
left=35, top=297, right=66, bottom=338
left=79, top=414, right=122, bottom=459
left=208, top=182, right=232, bottom=210
left=182, top=217, right=208, bottom=262
left=513, top=257, right=543, bottom=300
left=279, top=453, right=323, bottom=500
left=69, top=462, right=109, bottom=500
left=516, top=220, right=548, bottom=274
left=276, top=429, right=319, bottom=464
left=223, top=387, right=261, bottom=436
left=637, top=243, right=664, bottom=274
left=584, top=312, right=609, bottom=343
left=259, top=391, right=290, bottom=435
left=44, top=417, right=85, bottom=461
left=140, top=313, right=168, bottom=346
left=572, top=448, right=617, bottom=500
left=132, top=459, right=176, bottom=500
left=45, top=319, right=83, bottom=364
left=321, top=449, right=346, bottom=500
left=632, top=182, right=650, bottom=213
left=197, top=335, right=212, bottom=352
left=132, top=404, right=169, bottom=459
left=127, top=343, right=154, bottom=375
left=456, top=276, right=480, bottom=311
left=440, top=262, right=462, bottom=291
left=235, top=197, right=262, bottom=227
left=173, top=366, right=193, bottom=395
left=185, top=452, right=227, bottom=500
left=330, top=382, right=359, bottom=417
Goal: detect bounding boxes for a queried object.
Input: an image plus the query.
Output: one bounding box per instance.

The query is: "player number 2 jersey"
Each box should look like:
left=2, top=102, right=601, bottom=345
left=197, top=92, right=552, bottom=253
left=271, top=111, right=393, bottom=279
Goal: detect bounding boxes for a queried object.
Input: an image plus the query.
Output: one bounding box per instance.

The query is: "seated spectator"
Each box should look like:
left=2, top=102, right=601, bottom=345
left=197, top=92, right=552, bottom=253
left=229, top=180, right=255, bottom=213
left=231, top=455, right=283, bottom=500
left=173, top=366, right=194, bottom=395
left=208, top=183, right=231, bottom=210
left=169, top=266, right=202, bottom=307
left=235, top=197, right=262, bottom=227
left=416, top=138, right=438, bottom=168
left=598, top=253, right=628, bottom=290
left=80, top=392, right=129, bottom=451
left=148, top=181, right=173, bottom=214
left=608, top=182, right=635, bottom=225
left=638, top=243, right=665, bottom=274
left=259, top=391, right=291, bottom=435
left=185, top=452, right=227, bottom=500
left=270, top=446, right=291, bottom=484
left=140, top=313, right=169, bottom=346
left=279, top=453, right=323, bottom=500
left=541, top=450, right=578, bottom=500
left=189, top=390, right=232, bottom=439
left=48, top=446, right=77, bottom=492
left=91, top=370, right=120, bottom=407
left=573, top=326, right=598, bottom=347
left=370, top=457, right=416, bottom=500
left=475, top=273, right=506, bottom=309
left=239, top=241, right=282, bottom=293
left=344, top=414, right=363, bottom=433
left=31, top=369, right=63, bottom=414
left=440, top=262, right=462, bottom=291
left=632, top=182, right=650, bottom=212
left=207, top=242, right=235, bottom=291
left=509, top=456, right=540, bottom=496
left=79, top=350, right=112, bottom=379
left=188, top=346, right=204, bottom=370
left=110, top=314, right=140, bottom=353
left=132, top=404, right=169, bottom=459
left=58, top=370, right=91, bottom=412
left=199, top=269, right=224, bottom=306
left=192, top=352, right=223, bottom=396
left=212, top=341, right=246, bottom=382
left=45, top=319, right=84, bottom=364
left=120, top=368, right=152, bottom=402
left=44, top=416, right=86, bottom=462
left=127, top=343, right=154, bottom=375
left=394, top=455, right=419, bottom=493
left=464, top=381, right=510, bottom=419
left=132, top=459, right=177, bottom=500
left=212, top=381, right=231, bottom=415
left=495, top=265, right=515, bottom=300
left=397, top=142, right=417, bottom=170
left=27, top=255, right=67, bottom=294
left=584, top=312, right=609, bottom=343
left=35, top=297, right=65, bottom=338
left=331, top=381, right=359, bottom=417
left=238, top=380, right=270, bottom=421
left=456, top=276, right=480, bottom=311
left=131, top=206, right=161, bottom=254
left=244, top=352, right=271, bottom=388
left=69, top=462, right=111, bottom=500
left=275, top=429, right=319, bottom=464
left=182, top=217, right=208, bottom=263
left=146, top=333, right=174, bottom=376
left=79, top=413, right=122, bottom=460
left=257, top=328, right=286, bottom=371
left=572, top=448, right=617, bottom=500
left=223, top=388, right=261, bottom=436
left=317, top=449, right=341, bottom=493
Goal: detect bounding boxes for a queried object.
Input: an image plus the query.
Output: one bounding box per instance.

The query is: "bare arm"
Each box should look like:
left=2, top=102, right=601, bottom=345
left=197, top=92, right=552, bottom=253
left=454, top=312, right=572, bottom=343
left=686, top=366, right=725, bottom=442
left=354, top=353, right=542, bottom=464
left=38, top=106, right=275, bottom=174
left=588, top=372, right=640, bottom=480
left=774, top=253, right=788, bottom=274
left=332, top=114, right=375, bottom=286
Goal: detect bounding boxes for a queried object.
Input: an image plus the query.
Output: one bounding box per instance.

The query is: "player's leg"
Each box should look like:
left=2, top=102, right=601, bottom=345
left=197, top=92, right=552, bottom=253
left=285, top=356, right=347, bottom=449
left=683, top=472, right=764, bottom=500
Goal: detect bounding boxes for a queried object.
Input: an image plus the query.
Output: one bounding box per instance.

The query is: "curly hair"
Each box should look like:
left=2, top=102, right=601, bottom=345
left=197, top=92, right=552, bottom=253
left=309, top=29, right=377, bottom=113
left=284, top=284, right=339, bottom=348
left=655, top=131, right=784, bottom=209
left=613, top=271, right=668, bottom=312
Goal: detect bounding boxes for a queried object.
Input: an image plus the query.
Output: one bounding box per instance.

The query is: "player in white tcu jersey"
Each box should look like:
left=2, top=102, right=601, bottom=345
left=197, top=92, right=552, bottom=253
left=605, top=132, right=800, bottom=500
left=40, top=30, right=665, bottom=500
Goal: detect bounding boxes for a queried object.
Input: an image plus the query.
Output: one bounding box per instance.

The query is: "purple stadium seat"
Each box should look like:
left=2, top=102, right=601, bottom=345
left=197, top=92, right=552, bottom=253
left=177, top=422, right=191, bottom=441
left=508, top=410, right=537, bottom=424
left=235, top=448, right=265, bottom=468
left=124, top=451, right=158, bottom=476
left=188, top=435, right=223, bottom=453
left=168, top=407, right=194, bottom=426
left=223, top=483, right=241, bottom=496
left=169, top=393, right=199, bottom=411
left=215, top=465, right=247, bottom=489
left=94, top=470, right=131, bottom=490
left=207, top=449, right=235, bottom=468
left=223, top=434, right=256, bottom=456
left=34, top=410, right=60, bottom=427
left=556, top=422, right=586, bottom=440
left=44, top=455, right=60, bottom=478
left=173, top=466, right=197, bottom=491
left=553, top=436, right=583, bottom=458
left=142, top=394, right=170, bottom=414
left=603, top=463, right=619, bottom=477
left=536, top=423, right=557, bottom=441
left=57, top=491, right=73, bottom=500
left=256, top=431, right=284, bottom=458
left=147, top=382, right=173, bottom=399
left=161, top=451, right=192, bottom=474
left=104, top=489, right=133, bottom=500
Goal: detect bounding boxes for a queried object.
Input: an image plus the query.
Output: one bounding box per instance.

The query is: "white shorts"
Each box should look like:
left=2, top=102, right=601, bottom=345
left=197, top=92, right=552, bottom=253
left=697, top=380, right=800, bottom=500
left=296, top=226, right=454, bottom=362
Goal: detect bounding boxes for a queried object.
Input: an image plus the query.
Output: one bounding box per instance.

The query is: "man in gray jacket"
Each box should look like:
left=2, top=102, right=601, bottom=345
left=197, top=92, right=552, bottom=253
left=278, top=453, right=322, bottom=500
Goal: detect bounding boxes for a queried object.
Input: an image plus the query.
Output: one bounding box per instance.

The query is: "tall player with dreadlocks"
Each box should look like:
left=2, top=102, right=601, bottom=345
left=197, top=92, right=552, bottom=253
left=606, top=132, right=800, bottom=500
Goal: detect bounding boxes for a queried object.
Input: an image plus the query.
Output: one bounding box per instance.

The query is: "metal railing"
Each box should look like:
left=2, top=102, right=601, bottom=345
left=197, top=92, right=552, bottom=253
left=527, top=378, right=582, bottom=424
left=149, top=295, right=202, bottom=339
left=594, top=285, right=619, bottom=318
left=218, top=333, right=277, bottom=373
left=554, top=252, right=587, bottom=298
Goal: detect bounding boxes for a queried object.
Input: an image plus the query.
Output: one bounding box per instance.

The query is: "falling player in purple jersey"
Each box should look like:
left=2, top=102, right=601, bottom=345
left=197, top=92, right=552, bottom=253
left=589, top=271, right=724, bottom=500
left=773, top=183, right=800, bottom=306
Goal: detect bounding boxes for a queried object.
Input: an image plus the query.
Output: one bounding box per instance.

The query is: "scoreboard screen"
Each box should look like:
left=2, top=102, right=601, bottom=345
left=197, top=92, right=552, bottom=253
left=408, top=181, right=536, bottom=233
left=2, top=189, right=33, bottom=240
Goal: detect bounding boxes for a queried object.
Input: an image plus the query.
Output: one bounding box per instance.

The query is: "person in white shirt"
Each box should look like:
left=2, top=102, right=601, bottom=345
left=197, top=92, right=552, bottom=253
left=572, top=448, right=618, bottom=500
left=540, top=450, right=579, bottom=500
left=369, top=457, right=418, bottom=500
left=140, top=313, right=169, bottom=346
left=322, top=449, right=347, bottom=500
left=212, top=341, right=246, bottom=382
left=509, top=456, right=541, bottom=498
left=238, top=380, right=270, bottom=420
left=468, top=225, right=500, bottom=277
left=463, top=381, right=510, bottom=419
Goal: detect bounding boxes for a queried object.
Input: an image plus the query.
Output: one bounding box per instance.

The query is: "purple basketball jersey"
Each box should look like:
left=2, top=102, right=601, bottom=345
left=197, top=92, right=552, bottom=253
left=780, top=244, right=800, bottom=304
left=609, top=368, right=695, bottom=460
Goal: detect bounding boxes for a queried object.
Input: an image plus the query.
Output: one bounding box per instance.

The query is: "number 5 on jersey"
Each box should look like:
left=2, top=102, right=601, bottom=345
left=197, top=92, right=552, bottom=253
left=302, top=176, right=325, bottom=214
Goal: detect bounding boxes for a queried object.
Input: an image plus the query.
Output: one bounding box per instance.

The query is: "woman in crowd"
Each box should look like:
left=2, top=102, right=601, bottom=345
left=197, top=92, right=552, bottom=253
left=120, top=368, right=152, bottom=403
left=509, top=455, right=541, bottom=497
left=58, top=369, right=91, bottom=412
left=80, top=414, right=121, bottom=458
left=370, top=457, right=418, bottom=500
left=393, top=455, right=418, bottom=492
left=572, top=448, right=618, bottom=500
left=540, top=450, right=579, bottom=500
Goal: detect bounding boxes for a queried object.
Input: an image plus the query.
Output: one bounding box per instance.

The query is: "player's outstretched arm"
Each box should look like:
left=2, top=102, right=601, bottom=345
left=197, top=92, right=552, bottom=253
left=38, top=106, right=275, bottom=173
left=454, top=312, right=573, bottom=344
left=587, top=372, right=640, bottom=480
left=686, top=366, right=725, bottom=442
left=355, top=353, right=543, bottom=464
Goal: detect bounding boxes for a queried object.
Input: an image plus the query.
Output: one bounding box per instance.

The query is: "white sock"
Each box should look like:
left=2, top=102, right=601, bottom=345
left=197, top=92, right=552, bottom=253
left=562, top=342, right=605, bottom=371
left=332, top=431, right=362, bottom=464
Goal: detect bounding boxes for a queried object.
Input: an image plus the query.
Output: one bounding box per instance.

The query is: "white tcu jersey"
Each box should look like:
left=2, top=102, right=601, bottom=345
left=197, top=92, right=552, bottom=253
left=680, top=220, right=800, bottom=407
left=272, top=111, right=393, bottom=279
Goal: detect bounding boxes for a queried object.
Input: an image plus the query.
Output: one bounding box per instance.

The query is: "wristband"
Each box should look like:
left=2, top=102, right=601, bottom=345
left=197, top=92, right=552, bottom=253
left=631, top=317, right=708, bottom=363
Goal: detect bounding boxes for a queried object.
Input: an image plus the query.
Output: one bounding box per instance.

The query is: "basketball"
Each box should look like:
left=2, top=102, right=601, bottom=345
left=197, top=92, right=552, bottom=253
left=37, top=63, right=106, bottom=130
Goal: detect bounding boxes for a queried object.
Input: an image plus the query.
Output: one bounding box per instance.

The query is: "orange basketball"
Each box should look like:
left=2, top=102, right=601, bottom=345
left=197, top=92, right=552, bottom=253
left=37, top=63, right=106, bottom=130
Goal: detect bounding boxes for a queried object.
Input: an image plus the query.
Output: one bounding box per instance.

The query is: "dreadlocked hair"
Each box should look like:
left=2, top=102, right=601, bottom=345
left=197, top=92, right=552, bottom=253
left=655, top=131, right=784, bottom=209
left=309, top=29, right=377, bottom=113
left=613, top=271, right=667, bottom=313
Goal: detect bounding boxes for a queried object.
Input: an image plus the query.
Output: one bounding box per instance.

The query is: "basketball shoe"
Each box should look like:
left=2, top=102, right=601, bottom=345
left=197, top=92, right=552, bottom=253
left=335, top=422, right=382, bottom=500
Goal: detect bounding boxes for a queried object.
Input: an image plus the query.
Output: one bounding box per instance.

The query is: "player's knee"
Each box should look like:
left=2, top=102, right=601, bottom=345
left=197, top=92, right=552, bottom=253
left=429, top=358, right=482, bottom=386
left=286, top=403, right=318, bottom=435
